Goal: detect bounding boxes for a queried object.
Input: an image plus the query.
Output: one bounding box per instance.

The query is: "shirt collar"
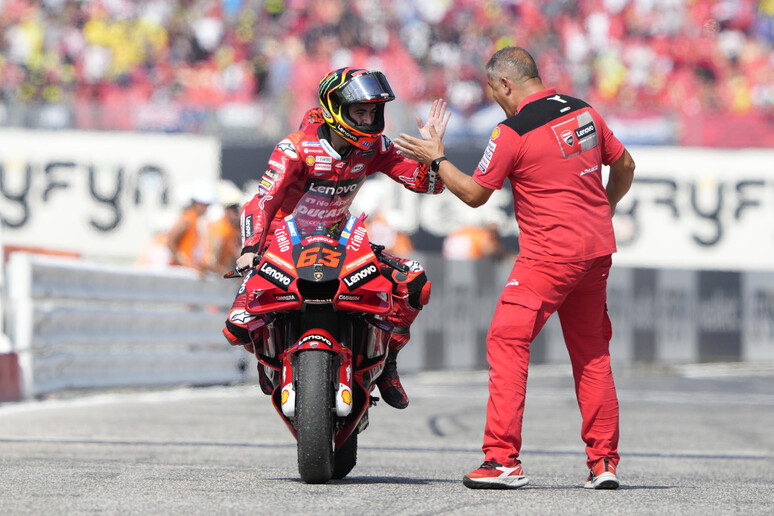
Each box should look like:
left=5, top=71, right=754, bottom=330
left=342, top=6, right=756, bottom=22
left=516, top=88, right=557, bottom=114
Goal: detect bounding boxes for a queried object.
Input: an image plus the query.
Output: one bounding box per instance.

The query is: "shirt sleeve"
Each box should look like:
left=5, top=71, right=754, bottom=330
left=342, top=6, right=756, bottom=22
left=241, top=138, right=304, bottom=253
left=593, top=109, right=625, bottom=166
left=472, top=124, right=518, bottom=190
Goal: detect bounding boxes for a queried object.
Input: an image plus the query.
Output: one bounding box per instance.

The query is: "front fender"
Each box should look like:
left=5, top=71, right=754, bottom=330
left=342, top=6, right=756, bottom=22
left=281, top=329, right=354, bottom=418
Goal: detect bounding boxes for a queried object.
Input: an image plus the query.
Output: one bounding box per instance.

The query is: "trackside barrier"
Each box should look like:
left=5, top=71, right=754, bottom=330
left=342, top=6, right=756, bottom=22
left=3, top=253, right=773, bottom=401
left=400, top=256, right=774, bottom=371
left=3, top=253, right=253, bottom=401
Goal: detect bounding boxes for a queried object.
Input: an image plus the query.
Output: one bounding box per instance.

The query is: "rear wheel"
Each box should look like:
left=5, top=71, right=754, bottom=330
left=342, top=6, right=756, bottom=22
left=295, top=350, right=335, bottom=484
left=332, top=431, right=358, bottom=479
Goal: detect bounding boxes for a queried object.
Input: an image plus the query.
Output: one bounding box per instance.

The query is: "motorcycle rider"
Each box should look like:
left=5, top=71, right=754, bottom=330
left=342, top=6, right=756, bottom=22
left=223, top=67, right=450, bottom=409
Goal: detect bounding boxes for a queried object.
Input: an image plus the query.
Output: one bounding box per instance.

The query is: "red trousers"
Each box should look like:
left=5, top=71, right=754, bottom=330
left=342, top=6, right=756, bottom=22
left=483, top=254, right=619, bottom=469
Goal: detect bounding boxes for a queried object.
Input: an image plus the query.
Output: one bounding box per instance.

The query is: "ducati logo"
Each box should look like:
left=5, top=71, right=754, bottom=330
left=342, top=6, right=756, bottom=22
left=314, top=271, right=323, bottom=280
left=561, top=129, right=574, bottom=146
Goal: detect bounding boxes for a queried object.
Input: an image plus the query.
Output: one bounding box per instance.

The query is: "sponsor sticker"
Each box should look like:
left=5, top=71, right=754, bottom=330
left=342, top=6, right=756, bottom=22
left=314, top=163, right=332, bottom=171
left=268, top=159, right=286, bottom=172
left=307, top=179, right=361, bottom=196
left=306, top=156, right=315, bottom=166
left=343, top=263, right=379, bottom=290
left=551, top=111, right=599, bottom=158
left=258, top=261, right=293, bottom=291
left=274, top=293, right=298, bottom=302
left=477, top=153, right=491, bottom=174
left=243, top=214, right=254, bottom=238
left=344, top=213, right=357, bottom=233
left=264, top=251, right=295, bottom=271
left=351, top=163, right=365, bottom=173
left=315, top=156, right=332, bottom=163
left=298, top=333, right=334, bottom=349
left=574, top=122, right=596, bottom=140
left=344, top=254, right=372, bottom=272
left=491, top=127, right=500, bottom=140
left=344, top=226, right=368, bottom=253
left=286, top=217, right=300, bottom=244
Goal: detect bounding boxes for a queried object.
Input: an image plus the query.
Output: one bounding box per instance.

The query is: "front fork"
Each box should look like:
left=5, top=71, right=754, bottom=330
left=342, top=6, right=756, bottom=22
left=279, top=329, right=354, bottom=419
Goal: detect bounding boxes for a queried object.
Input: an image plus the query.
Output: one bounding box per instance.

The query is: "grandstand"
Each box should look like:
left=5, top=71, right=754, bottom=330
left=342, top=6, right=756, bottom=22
left=1, top=0, right=773, bottom=146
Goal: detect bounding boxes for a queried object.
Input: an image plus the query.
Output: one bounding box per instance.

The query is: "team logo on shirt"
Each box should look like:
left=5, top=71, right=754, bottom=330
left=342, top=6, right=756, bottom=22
left=478, top=136, right=499, bottom=174
left=551, top=111, right=599, bottom=159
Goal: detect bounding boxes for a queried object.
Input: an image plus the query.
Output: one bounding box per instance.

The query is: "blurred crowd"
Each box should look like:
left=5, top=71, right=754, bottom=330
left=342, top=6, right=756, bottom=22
left=1, top=0, right=773, bottom=137
left=136, top=179, right=243, bottom=274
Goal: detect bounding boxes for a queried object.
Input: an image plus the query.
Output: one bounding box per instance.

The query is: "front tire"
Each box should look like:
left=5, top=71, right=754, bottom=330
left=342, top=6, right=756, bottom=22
left=295, top=350, right=335, bottom=484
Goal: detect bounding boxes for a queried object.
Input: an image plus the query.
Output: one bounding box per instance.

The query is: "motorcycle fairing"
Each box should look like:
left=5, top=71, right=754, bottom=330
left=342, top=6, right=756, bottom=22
left=245, top=198, right=398, bottom=461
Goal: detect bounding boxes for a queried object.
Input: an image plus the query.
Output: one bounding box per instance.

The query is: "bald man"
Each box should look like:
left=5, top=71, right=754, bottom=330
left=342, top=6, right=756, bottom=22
left=395, top=46, right=635, bottom=490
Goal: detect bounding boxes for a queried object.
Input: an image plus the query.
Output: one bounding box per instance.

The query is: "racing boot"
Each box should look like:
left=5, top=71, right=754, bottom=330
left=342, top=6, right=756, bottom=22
left=224, top=270, right=274, bottom=395
left=376, top=258, right=432, bottom=409
left=224, top=322, right=274, bottom=396
left=376, top=347, right=409, bottom=409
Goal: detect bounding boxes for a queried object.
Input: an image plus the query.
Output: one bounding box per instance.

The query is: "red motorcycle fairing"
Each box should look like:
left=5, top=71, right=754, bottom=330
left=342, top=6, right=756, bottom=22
left=244, top=210, right=395, bottom=451
left=244, top=215, right=393, bottom=317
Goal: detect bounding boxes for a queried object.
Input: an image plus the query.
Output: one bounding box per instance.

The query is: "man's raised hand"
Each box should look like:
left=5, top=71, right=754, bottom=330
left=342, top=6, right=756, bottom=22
left=417, top=99, right=451, bottom=141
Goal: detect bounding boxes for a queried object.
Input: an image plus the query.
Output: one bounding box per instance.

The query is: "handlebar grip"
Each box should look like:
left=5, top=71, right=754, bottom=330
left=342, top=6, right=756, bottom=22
left=371, top=245, right=411, bottom=273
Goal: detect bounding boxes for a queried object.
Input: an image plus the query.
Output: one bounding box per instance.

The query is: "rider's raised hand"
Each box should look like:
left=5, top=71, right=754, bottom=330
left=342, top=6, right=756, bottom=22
left=416, top=99, right=451, bottom=142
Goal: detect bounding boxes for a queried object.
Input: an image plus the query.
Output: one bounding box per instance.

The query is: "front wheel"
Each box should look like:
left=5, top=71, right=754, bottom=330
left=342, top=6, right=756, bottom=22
left=295, top=350, right=335, bottom=484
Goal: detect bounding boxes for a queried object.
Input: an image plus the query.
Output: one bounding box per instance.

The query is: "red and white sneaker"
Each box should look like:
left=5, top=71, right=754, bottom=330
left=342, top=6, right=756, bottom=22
left=584, top=457, right=619, bottom=489
left=463, top=460, right=529, bottom=489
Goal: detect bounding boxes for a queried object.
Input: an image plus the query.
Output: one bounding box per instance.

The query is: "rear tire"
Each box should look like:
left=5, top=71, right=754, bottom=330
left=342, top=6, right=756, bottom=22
left=332, top=431, right=358, bottom=479
left=295, top=350, right=335, bottom=484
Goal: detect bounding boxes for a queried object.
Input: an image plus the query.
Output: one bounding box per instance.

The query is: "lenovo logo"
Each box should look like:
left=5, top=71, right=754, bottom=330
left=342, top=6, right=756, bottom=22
left=259, top=262, right=293, bottom=290
left=343, top=263, right=378, bottom=290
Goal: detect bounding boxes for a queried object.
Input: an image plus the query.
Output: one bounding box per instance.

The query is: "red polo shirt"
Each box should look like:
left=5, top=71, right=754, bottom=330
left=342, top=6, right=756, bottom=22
left=473, top=88, right=624, bottom=262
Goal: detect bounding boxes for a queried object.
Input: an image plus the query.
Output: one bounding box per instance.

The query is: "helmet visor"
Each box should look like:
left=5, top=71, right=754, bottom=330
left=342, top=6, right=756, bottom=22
left=334, top=72, right=395, bottom=104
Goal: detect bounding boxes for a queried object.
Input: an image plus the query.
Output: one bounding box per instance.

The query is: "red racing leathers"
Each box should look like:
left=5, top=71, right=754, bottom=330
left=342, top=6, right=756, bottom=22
left=225, top=108, right=442, bottom=355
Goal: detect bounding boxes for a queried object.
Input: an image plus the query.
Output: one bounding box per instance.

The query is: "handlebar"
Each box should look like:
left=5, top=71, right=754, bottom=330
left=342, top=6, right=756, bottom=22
left=370, top=243, right=411, bottom=273
left=223, top=254, right=260, bottom=279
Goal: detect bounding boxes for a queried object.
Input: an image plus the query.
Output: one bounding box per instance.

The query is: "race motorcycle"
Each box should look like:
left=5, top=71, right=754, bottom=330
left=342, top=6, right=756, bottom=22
left=226, top=193, right=409, bottom=484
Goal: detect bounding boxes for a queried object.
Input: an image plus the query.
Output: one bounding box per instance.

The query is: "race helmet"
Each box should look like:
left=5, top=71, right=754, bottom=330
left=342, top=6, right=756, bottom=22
left=318, top=67, right=395, bottom=150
